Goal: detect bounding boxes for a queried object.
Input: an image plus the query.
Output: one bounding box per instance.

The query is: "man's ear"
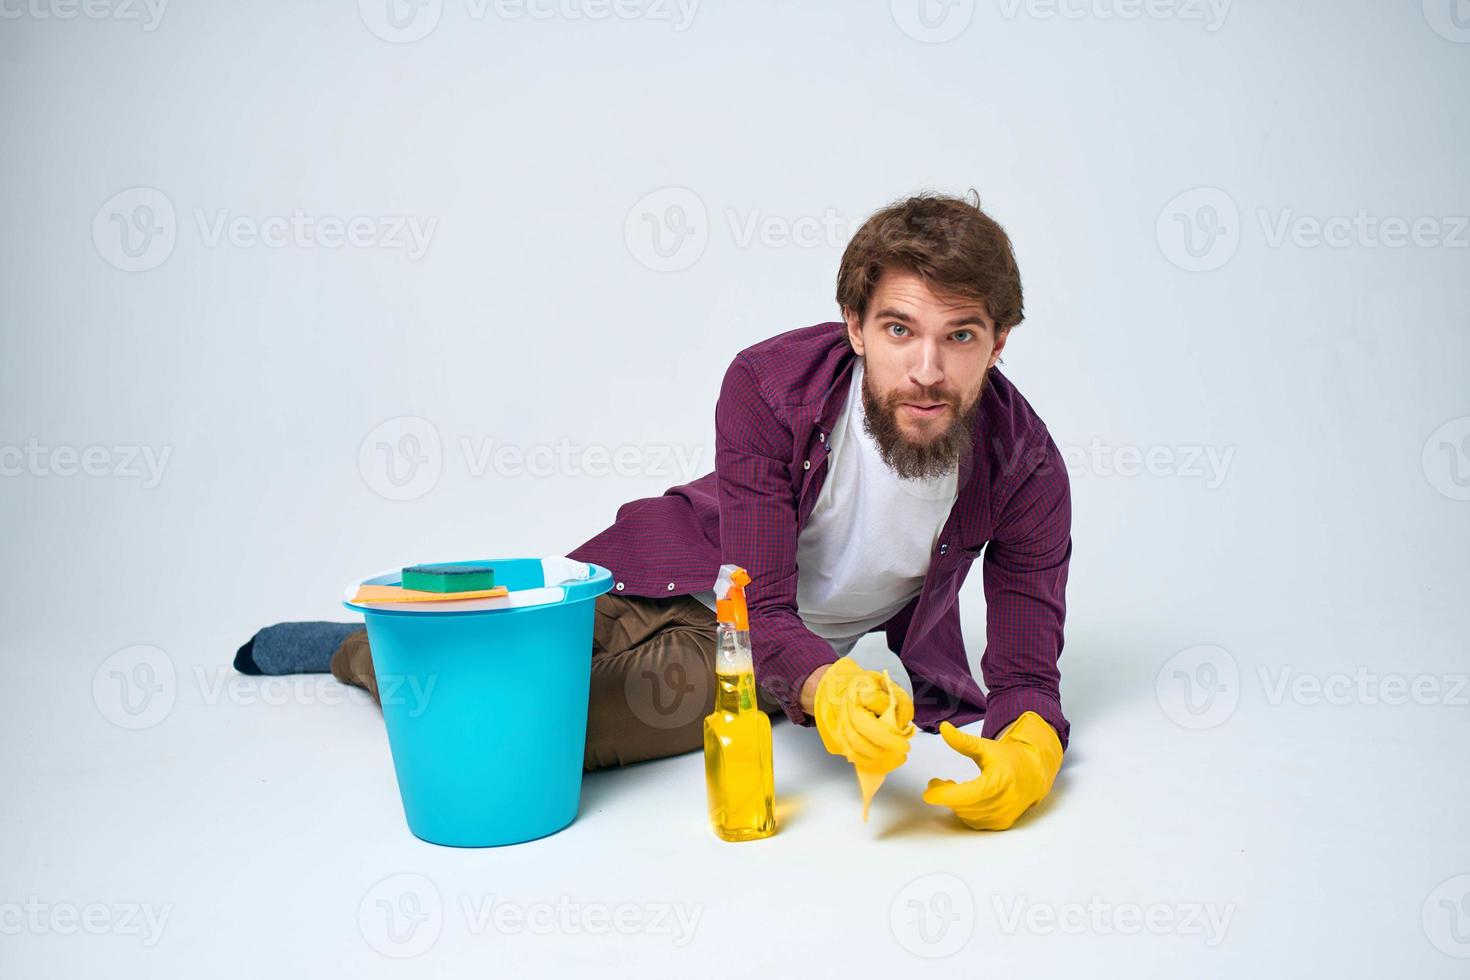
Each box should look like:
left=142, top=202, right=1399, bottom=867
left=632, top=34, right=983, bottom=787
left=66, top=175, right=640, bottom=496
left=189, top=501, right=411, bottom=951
left=987, top=326, right=1010, bottom=369
left=843, top=306, right=865, bottom=355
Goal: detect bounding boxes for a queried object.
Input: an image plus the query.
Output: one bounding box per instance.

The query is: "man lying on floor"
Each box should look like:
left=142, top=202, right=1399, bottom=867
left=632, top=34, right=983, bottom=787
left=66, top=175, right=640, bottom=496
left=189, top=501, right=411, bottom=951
left=236, top=191, right=1073, bottom=832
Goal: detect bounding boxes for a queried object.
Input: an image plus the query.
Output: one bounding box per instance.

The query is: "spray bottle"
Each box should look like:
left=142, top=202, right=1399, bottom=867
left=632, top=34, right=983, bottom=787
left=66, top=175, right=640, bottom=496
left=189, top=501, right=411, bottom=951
left=702, top=564, right=776, bottom=841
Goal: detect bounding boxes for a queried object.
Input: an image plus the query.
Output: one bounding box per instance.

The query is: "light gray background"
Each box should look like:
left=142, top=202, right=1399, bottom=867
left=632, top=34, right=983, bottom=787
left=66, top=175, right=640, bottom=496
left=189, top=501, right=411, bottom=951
left=2, top=1, right=1468, bottom=976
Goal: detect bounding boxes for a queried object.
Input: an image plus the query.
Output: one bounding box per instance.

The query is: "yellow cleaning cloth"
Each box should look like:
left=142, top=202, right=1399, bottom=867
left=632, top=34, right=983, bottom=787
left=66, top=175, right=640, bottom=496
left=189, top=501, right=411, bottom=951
left=350, top=584, right=509, bottom=604
left=855, top=670, right=915, bottom=820
left=815, top=661, right=916, bottom=821
left=857, top=770, right=886, bottom=821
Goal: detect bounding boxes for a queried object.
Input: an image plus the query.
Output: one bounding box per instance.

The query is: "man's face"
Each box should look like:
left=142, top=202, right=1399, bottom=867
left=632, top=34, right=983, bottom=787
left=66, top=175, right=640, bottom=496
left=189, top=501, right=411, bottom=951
left=843, top=268, right=1008, bottom=481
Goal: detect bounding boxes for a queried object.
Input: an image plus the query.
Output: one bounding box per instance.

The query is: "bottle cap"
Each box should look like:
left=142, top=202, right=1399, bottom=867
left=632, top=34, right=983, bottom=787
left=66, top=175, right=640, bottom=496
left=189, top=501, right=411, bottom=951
left=713, top=564, right=750, bottom=631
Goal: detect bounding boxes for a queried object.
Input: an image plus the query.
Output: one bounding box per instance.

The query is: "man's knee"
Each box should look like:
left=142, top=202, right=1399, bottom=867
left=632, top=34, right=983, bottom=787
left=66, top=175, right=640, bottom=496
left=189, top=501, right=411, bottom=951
left=584, top=622, right=716, bottom=771
left=329, top=629, right=378, bottom=703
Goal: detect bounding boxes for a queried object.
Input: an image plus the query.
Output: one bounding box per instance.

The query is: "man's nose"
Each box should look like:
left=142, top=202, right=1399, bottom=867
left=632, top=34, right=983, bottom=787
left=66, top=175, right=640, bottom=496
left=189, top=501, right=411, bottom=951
left=909, top=343, right=944, bottom=389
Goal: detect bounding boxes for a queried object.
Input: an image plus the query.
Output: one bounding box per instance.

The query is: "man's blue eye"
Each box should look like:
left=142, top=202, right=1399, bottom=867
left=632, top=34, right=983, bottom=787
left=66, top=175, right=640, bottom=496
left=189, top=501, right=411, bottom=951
left=953, top=330, right=972, bottom=342
left=888, top=323, right=907, bottom=336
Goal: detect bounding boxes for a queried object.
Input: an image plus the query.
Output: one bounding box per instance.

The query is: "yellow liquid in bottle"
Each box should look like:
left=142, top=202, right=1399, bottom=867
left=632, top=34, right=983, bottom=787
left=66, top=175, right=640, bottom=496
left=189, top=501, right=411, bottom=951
left=703, top=668, right=775, bottom=842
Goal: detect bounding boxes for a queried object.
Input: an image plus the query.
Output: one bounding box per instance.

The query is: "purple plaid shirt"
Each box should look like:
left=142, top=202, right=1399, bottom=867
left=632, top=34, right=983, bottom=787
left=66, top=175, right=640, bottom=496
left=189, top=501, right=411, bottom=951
left=568, top=321, right=1072, bottom=747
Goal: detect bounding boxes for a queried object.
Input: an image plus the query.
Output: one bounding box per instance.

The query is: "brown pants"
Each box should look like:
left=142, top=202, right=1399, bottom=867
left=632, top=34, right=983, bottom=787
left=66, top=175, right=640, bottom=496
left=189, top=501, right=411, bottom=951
left=330, top=592, right=783, bottom=772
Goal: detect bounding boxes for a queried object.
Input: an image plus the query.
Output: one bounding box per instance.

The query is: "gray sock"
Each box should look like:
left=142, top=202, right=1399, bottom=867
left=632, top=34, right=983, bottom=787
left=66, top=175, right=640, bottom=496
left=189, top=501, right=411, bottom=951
left=234, top=622, right=362, bottom=675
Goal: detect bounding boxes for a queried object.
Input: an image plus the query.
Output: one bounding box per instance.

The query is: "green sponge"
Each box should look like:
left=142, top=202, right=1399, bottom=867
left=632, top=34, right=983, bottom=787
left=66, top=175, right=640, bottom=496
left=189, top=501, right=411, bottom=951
left=401, top=563, right=496, bottom=593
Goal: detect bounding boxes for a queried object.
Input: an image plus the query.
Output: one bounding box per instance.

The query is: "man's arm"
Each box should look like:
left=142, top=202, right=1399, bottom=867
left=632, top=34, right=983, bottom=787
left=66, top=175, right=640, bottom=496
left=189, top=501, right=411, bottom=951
left=978, top=431, right=1072, bottom=749
left=714, top=354, right=837, bottom=725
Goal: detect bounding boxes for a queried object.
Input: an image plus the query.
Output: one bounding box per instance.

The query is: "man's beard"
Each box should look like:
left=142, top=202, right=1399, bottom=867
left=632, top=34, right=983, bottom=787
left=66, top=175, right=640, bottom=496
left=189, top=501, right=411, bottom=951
left=860, top=363, right=982, bottom=481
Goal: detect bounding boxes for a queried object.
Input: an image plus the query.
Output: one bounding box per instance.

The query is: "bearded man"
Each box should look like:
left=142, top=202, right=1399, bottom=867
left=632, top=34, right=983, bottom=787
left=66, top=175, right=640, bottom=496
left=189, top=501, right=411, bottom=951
left=251, top=192, right=1072, bottom=831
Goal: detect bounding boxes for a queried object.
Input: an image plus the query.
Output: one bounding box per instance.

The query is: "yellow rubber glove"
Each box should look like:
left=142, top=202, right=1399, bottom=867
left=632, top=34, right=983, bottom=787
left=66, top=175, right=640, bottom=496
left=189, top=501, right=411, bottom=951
left=814, top=659, right=916, bottom=820
left=921, top=711, right=1063, bottom=831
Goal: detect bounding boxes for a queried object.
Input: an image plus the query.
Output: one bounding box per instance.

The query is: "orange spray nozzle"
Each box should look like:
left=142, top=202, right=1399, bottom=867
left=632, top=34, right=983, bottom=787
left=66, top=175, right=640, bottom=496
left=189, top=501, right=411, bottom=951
left=714, top=564, right=750, bottom=631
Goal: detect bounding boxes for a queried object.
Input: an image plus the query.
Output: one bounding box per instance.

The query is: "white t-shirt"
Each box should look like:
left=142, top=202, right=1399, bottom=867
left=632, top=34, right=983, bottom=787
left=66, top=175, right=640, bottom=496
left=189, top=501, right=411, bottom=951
left=694, top=358, right=958, bottom=654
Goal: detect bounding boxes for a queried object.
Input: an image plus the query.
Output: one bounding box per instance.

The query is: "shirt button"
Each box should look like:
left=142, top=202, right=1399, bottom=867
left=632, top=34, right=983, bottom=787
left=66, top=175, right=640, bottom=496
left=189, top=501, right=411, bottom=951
left=666, top=582, right=676, bottom=591
left=615, top=582, right=625, bottom=591
left=939, top=544, right=948, bottom=555
left=818, top=432, right=825, bottom=442
left=803, top=460, right=811, bottom=470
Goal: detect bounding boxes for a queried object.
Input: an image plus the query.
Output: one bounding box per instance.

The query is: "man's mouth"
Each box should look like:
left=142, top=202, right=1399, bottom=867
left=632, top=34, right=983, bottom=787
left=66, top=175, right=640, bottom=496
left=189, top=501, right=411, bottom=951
left=901, top=402, right=948, bottom=418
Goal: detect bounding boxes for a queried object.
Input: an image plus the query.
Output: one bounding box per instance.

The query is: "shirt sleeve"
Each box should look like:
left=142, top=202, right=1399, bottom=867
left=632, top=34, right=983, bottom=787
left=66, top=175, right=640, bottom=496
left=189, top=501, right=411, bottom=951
left=979, top=430, right=1073, bottom=749
left=714, top=354, right=838, bottom=726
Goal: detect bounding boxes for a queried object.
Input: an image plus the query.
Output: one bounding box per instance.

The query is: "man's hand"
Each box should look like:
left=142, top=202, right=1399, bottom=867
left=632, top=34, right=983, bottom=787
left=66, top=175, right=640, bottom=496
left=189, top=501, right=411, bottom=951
left=798, top=663, right=833, bottom=717
left=811, top=659, right=914, bottom=772
left=921, top=711, right=1063, bottom=831
left=810, top=658, right=917, bottom=820
left=799, top=663, right=896, bottom=720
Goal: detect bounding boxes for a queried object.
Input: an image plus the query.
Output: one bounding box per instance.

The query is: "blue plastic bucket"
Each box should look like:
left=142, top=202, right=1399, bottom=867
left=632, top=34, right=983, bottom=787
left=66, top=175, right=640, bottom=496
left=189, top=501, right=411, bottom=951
left=343, top=558, right=613, bottom=847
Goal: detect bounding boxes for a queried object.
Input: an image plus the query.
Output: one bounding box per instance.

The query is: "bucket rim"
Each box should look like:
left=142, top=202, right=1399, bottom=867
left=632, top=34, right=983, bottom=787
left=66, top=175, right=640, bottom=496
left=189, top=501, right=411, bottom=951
left=342, top=558, right=613, bottom=618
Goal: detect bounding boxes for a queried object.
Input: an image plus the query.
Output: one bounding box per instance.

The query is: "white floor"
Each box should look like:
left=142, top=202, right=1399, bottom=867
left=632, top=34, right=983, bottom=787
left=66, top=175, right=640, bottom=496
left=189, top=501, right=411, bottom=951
left=6, top=4, right=1470, bottom=975
left=6, top=586, right=1468, bottom=978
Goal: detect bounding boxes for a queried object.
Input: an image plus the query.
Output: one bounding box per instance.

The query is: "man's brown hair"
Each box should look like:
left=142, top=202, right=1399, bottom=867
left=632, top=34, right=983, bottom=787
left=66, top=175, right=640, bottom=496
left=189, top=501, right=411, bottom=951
left=836, top=191, right=1024, bottom=334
